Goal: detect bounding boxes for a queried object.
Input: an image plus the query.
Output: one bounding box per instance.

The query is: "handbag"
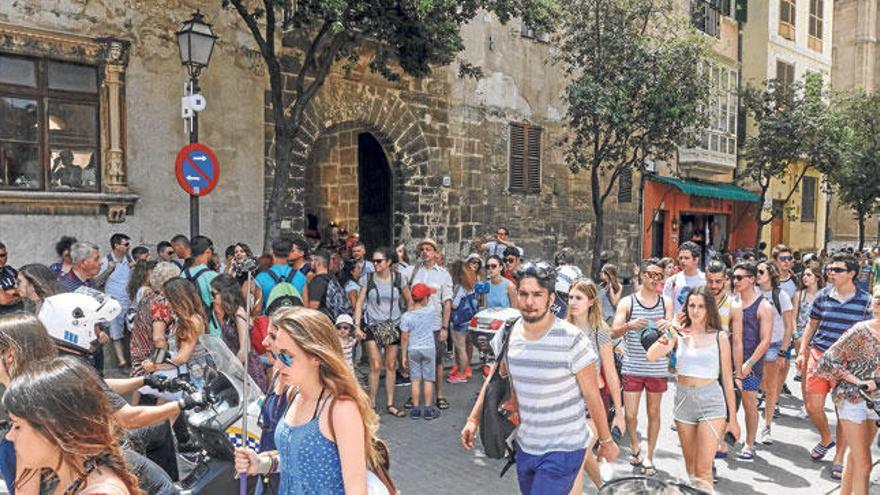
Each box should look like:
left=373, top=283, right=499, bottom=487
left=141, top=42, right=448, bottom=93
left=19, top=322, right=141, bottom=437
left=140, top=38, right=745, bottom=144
left=367, top=273, right=401, bottom=346
left=479, top=319, right=519, bottom=476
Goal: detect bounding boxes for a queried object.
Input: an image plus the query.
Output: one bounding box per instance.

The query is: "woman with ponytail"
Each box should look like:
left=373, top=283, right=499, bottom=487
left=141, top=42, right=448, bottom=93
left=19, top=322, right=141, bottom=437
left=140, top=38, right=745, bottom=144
left=235, top=306, right=391, bottom=494
left=3, top=356, right=141, bottom=494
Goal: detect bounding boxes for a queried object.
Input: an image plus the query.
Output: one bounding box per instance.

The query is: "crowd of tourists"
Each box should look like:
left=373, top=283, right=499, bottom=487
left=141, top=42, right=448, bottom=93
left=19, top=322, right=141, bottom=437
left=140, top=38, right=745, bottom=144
left=0, top=227, right=878, bottom=494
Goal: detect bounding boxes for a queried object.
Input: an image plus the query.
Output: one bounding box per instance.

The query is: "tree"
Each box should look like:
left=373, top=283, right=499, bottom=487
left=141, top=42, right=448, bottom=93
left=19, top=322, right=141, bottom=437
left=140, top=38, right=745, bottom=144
left=826, top=91, right=880, bottom=251
left=556, top=0, right=708, bottom=277
left=224, top=0, right=557, bottom=249
left=740, top=72, right=834, bottom=245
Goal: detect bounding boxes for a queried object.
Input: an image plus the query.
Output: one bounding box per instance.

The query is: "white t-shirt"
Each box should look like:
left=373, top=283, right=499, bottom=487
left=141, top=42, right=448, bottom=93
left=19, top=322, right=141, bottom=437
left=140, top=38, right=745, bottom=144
left=761, top=288, right=793, bottom=343
left=490, top=317, right=596, bottom=455
left=663, top=271, right=706, bottom=314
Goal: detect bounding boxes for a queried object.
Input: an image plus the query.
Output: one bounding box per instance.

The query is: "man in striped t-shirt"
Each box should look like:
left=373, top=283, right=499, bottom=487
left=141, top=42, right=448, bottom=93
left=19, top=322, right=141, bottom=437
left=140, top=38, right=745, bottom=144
left=797, top=253, right=871, bottom=466
left=461, top=261, right=619, bottom=494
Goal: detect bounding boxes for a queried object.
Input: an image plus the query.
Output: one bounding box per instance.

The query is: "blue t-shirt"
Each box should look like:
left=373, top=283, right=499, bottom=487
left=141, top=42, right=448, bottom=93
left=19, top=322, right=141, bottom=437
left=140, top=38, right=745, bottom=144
left=809, top=286, right=872, bottom=352
left=180, top=264, right=220, bottom=335
left=256, top=265, right=308, bottom=314
left=400, top=306, right=441, bottom=350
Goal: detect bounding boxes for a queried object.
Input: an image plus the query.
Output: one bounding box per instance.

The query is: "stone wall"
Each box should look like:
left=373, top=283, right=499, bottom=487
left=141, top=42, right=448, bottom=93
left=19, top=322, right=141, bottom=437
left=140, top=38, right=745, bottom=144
left=0, top=1, right=267, bottom=264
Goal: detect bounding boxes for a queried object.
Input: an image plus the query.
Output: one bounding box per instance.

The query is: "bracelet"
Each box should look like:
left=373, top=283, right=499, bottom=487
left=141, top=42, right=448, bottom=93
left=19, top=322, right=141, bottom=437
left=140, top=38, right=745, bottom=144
left=598, top=437, right=614, bottom=445
left=746, top=358, right=754, bottom=368
left=269, top=454, right=279, bottom=474
left=466, top=416, right=479, bottom=426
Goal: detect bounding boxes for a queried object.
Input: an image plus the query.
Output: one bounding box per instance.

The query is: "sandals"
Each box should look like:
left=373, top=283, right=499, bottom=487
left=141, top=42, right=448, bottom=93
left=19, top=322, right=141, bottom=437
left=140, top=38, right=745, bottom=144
left=630, top=450, right=655, bottom=475
left=641, top=461, right=657, bottom=477
left=629, top=450, right=643, bottom=468
left=811, top=441, right=835, bottom=461
left=737, top=447, right=756, bottom=461
left=386, top=405, right=406, bottom=418
left=437, top=397, right=450, bottom=410
left=831, top=463, right=844, bottom=480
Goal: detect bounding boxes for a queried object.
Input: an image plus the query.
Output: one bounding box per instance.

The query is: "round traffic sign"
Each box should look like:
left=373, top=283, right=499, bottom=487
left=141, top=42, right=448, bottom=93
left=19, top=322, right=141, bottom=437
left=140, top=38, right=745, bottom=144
left=175, top=143, right=219, bottom=197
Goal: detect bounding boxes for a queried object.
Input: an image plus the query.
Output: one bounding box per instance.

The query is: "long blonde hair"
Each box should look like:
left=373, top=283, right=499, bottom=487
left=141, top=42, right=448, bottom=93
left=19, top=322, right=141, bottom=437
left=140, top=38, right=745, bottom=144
left=567, top=279, right=610, bottom=333
left=271, top=307, right=382, bottom=469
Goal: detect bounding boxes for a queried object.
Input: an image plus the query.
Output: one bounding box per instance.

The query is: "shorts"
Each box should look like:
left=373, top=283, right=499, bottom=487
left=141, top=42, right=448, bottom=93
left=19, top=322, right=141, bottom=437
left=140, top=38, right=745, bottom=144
left=622, top=375, right=668, bottom=394
left=451, top=321, right=469, bottom=334
left=515, top=445, right=586, bottom=495
left=838, top=399, right=880, bottom=424
left=764, top=341, right=782, bottom=363
left=363, top=326, right=400, bottom=347
left=741, top=372, right=763, bottom=392
left=109, top=307, right=129, bottom=340
left=408, top=347, right=436, bottom=382
left=806, top=348, right=833, bottom=395
left=673, top=382, right=727, bottom=424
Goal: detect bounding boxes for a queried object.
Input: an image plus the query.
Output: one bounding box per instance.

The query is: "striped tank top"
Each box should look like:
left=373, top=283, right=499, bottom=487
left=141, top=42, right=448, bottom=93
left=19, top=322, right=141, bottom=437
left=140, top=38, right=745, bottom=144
left=622, top=294, right=669, bottom=377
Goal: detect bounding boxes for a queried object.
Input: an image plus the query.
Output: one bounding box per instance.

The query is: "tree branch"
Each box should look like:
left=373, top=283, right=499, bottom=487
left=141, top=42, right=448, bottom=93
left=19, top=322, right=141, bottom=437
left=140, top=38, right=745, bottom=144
left=229, top=0, right=269, bottom=60
left=287, top=31, right=350, bottom=125
left=296, top=21, right=334, bottom=97
left=780, top=165, right=811, bottom=206
left=263, top=0, right=276, bottom=60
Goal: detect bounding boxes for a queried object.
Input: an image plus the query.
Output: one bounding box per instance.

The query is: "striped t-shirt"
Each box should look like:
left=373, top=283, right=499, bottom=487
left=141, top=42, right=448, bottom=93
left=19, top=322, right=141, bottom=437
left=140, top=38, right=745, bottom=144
left=621, top=294, right=669, bottom=377
left=809, top=286, right=872, bottom=352
left=491, top=318, right=597, bottom=455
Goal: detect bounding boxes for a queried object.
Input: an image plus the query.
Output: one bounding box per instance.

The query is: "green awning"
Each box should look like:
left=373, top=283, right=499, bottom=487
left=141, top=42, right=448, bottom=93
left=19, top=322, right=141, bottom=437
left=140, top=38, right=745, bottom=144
left=650, top=176, right=760, bottom=202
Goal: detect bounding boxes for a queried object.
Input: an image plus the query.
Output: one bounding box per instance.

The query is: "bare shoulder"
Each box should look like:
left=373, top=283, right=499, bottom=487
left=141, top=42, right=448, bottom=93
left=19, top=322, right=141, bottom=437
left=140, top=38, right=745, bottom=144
left=330, top=396, right=361, bottom=419
left=81, top=470, right=129, bottom=495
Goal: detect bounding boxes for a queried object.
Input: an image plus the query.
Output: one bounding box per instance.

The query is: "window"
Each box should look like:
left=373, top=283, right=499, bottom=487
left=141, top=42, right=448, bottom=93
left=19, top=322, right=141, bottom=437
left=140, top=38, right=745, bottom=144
left=801, top=175, right=817, bottom=222
left=691, top=0, right=724, bottom=37
left=779, top=0, right=796, bottom=40
left=808, top=0, right=823, bottom=51
left=695, top=60, right=738, bottom=156
left=509, top=123, right=541, bottom=193
left=776, top=60, right=796, bottom=86
left=0, top=55, right=100, bottom=191
left=618, top=170, right=633, bottom=203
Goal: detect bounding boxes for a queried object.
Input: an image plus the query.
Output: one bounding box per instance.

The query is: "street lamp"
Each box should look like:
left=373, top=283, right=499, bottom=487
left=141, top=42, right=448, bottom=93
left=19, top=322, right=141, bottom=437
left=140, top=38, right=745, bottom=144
left=176, top=11, right=217, bottom=238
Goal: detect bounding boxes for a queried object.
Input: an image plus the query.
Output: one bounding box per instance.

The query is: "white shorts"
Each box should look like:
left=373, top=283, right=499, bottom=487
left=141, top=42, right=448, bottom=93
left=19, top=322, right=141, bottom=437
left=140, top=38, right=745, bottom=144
left=838, top=399, right=879, bottom=424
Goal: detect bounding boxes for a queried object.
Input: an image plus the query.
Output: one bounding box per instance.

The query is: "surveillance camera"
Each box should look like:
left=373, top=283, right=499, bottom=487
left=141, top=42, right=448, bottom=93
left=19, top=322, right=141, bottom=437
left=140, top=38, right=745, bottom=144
left=191, top=95, right=206, bottom=112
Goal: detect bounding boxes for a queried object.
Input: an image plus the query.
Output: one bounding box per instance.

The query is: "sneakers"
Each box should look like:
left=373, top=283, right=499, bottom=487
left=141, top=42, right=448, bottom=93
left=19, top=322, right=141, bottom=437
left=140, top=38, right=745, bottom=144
left=759, top=426, right=773, bottom=445
left=773, top=406, right=781, bottom=419
left=410, top=406, right=422, bottom=419
left=423, top=406, right=441, bottom=420
left=796, top=407, right=809, bottom=419
left=395, top=371, right=411, bottom=387
left=446, top=370, right=467, bottom=383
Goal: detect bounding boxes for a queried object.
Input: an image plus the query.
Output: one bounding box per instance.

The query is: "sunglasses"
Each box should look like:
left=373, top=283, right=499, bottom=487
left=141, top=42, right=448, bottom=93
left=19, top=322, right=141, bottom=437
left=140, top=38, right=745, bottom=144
left=504, top=258, right=516, bottom=264
left=826, top=267, right=847, bottom=273
left=644, top=271, right=663, bottom=280
left=468, top=259, right=481, bottom=265
left=757, top=269, right=767, bottom=275
left=163, top=250, right=174, bottom=256
left=778, top=255, right=793, bottom=262
left=487, top=263, right=500, bottom=269
left=336, top=325, right=353, bottom=331
left=0, top=253, right=7, bottom=258
left=269, top=350, right=294, bottom=367
left=518, top=261, right=554, bottom=280
left=733, top=274, right=752, bottom=281
left=372, top=258, right=386, bottom=264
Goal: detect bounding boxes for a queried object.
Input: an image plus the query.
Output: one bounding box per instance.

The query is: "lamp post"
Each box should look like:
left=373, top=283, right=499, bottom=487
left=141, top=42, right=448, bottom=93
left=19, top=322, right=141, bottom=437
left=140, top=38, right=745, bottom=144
left=177, top=10, right=217, bottom=238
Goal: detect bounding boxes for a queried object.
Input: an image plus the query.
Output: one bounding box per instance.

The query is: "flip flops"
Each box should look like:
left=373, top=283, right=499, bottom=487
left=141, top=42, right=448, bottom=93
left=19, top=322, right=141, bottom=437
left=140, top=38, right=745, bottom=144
left=811, top=441, right=835, bottom=461
left=831, top=463, right=844, bottom=480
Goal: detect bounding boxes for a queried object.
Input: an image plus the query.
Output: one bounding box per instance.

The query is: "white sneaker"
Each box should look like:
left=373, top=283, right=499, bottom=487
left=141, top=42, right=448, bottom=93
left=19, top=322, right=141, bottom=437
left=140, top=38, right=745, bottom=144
left=759, top=426, right=773, bottom=445
left=796, top=407, right=808, bottom=419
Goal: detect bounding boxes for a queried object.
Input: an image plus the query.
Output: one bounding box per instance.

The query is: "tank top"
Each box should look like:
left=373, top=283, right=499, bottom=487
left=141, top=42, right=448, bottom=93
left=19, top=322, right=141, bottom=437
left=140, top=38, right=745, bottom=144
left=487, top=277, right=511, bottom=308
left=796, top=290, right=815, bottom=334
left=275, top=392, right=344, bottom=494
left=741, top=296, right=764, bottom=376
left=622, top=294, right=669, bottom=377
left=675, top=335, right=720, bottom=379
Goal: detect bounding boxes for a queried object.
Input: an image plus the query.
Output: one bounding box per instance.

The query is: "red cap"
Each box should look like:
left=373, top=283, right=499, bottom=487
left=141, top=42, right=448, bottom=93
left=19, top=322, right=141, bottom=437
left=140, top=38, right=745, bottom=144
left=410, top=283, right=436, bottom=301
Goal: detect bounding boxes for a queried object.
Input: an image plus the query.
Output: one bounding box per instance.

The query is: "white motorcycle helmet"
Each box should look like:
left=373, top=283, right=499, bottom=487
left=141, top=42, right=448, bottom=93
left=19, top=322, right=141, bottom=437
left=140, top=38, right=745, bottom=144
left=38, top=287, right=121, bottom=353
left=555, top=264, right=584, bottom=295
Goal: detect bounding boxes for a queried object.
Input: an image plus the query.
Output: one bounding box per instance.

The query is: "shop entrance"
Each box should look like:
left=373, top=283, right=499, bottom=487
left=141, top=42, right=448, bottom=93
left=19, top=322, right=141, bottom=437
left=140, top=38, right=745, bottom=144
left=679, top=213, right=728, bottom=267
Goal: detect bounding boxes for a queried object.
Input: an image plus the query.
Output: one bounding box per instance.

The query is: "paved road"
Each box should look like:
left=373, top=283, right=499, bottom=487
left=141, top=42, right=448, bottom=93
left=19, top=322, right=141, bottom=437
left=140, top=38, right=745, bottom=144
left=376, top=369, right=880, bottom=494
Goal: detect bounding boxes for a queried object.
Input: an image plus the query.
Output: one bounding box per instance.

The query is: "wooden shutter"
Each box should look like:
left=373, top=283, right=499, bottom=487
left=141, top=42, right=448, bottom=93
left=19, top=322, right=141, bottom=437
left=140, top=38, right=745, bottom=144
left=526, top=126, right=542, bottom=193
left=618, top=169, right=633, bottom=203
left=509, top=123, right=525, bottom=192
left=801, top=176, right=816, bottom=222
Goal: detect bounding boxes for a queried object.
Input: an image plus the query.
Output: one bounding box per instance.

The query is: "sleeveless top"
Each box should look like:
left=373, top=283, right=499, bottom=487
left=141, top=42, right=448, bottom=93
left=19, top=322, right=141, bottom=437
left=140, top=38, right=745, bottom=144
left=795, top=290, right=815, bottom=335
left=716, top=293, right=731, bottom=333
left=622, top=294, right=668, bottom=377
left=275, top=392, right=344, bottom=494
left=675, top=335, right=720, bottom=380
left=741, top=296, right=764, bottom=376
left=487, top=278, right=512, bottom=308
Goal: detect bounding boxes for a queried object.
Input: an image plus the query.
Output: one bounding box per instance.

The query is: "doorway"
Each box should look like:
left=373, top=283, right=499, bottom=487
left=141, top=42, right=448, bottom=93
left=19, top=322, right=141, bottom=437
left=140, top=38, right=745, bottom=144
left=358, top=133, right=392, bottom=252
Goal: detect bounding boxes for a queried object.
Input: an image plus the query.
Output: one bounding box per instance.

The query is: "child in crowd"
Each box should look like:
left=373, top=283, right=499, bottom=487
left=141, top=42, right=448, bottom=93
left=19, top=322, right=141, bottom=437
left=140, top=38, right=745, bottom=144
left=334, top=314, right=357, bottom=369
left=400, top=283, right=442, bottom=420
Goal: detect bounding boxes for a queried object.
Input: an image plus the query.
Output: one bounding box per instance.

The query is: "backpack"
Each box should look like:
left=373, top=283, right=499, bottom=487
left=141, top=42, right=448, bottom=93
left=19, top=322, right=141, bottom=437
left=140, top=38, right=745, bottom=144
left=479, top=319, right=519, bottom=477
left=768, top=287, right=782, bottom=315
left=251, top=315, right=270, bottom=355
left=182, top=267, right=217, bottom=327
left=265, top=269, right=304, bottom=315
left=451, top=287, right=479, bottom=327
left=319, top=274, right=354, bottom=321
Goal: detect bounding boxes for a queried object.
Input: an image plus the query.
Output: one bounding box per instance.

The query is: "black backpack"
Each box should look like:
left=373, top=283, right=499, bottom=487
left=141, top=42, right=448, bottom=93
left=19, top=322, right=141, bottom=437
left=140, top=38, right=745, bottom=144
left=319, top=273, right=354, bottom=320
left=479, top=319, right=519, bottom=477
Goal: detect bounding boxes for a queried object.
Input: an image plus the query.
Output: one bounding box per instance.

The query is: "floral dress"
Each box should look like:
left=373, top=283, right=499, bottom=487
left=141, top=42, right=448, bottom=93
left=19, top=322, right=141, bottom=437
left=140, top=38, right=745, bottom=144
left=129, top=291, right=162, bottom=377
left=816, top=321, right=880, bottom=406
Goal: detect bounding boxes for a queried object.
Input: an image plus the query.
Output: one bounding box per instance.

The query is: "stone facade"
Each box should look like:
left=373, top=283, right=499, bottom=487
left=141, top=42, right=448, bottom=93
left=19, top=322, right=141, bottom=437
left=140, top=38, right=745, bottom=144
left=828, top=0, right=880, bottom=249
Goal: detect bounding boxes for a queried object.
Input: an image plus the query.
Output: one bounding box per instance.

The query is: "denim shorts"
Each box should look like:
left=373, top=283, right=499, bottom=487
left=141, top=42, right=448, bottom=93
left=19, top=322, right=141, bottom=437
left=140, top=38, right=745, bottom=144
left=838, top=399, right=880, bottom=424
left=408, top=347, right=436, bottom=382
left=741, top=372, right=763, bottom=392
left=515, top=445, right=586, bottom=495
left=764, top=341, right=782, bottom=363
left=673, top=382, right=727, bottom=424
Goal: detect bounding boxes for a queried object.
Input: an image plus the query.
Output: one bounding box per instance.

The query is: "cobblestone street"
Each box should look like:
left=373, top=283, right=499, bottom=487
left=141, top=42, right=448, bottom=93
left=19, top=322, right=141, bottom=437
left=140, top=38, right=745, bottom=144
left=377, top=369, right=880, bottom=494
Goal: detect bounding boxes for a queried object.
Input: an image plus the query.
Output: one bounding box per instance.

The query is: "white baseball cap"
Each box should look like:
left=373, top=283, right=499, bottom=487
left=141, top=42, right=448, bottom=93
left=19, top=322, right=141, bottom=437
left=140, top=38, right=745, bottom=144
left=335, top=314, right=355, bottom=326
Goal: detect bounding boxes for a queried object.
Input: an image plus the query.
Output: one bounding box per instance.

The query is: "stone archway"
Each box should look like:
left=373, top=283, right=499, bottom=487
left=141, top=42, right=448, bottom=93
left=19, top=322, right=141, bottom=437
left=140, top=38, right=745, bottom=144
left=285, top=81, right=434, bottom=245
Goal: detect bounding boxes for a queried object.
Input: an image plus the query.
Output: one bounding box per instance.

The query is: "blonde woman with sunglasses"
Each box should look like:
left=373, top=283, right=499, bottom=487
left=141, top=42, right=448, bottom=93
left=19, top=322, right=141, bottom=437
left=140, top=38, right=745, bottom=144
left=235, top=307, right=387, bottom=494
left=567, top=278, right=625, bottom=493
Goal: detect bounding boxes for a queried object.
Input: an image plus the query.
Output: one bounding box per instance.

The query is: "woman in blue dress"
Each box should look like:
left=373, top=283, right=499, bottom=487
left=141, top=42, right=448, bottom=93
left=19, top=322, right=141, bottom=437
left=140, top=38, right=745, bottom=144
left=235, top=307, right=388, bottom=494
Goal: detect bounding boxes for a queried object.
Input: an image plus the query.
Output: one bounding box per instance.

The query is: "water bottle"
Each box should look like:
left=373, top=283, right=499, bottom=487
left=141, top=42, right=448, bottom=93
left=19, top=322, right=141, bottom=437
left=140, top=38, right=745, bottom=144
left=599, top=458, right=615, bottom=484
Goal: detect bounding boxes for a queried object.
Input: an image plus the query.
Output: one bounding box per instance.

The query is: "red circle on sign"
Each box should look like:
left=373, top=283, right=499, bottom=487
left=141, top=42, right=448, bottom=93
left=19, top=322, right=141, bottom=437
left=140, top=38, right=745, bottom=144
left=175, top=143, right=220, bottom=197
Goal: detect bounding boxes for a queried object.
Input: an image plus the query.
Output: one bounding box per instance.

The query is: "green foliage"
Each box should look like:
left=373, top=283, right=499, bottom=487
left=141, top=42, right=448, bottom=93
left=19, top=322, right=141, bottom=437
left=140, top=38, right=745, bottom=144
left=555, top=0, right=707, bottom=274
left=740, top=72, right=836, bottom=226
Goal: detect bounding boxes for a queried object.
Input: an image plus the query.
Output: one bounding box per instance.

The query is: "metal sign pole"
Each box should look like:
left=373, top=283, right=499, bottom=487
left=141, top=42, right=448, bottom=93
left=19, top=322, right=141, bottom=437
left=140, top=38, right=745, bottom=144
left=239, top=269, right=253, bottom=494
left=189, top=76, right=200, bottom=238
